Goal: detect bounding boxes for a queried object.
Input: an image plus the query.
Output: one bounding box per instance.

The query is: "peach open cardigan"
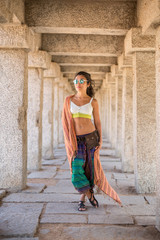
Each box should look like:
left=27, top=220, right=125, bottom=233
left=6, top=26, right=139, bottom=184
left=61, top=95, right=122, bottom=205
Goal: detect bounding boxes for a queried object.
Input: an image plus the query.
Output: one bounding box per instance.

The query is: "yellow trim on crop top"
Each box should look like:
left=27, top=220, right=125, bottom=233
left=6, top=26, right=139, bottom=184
left=72, top=112, right=92, bottom=119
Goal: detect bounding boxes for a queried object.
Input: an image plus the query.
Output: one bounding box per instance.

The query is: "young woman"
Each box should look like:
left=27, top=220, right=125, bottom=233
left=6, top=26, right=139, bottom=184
left=62, top=71, right=122, bottom=211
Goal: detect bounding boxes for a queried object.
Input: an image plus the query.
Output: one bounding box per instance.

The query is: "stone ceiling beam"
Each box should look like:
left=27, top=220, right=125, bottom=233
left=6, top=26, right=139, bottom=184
left=25, top=0, right=136, bottom=31
left=52, top=56, right=117, bottom=65
left=63, top=73, right=105, bottom=80
left=42, top=34, right=124, bottom=56
left=60, top=66, right=110, bottom=74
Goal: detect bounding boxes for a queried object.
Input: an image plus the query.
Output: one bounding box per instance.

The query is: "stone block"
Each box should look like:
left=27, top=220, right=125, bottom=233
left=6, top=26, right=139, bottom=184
left=27, top=166, right=57, bottom=179
left=124, top=28, right=155, bottom=55
left=125, top=204, right=156, bottom=215
left=42, top=158, right=66, bottom=166
left=2, top=193, right=81, bottom=203
left=119, top=195, right=146, bottom=205
left=21, top=183, right=46, bottom=193
left=1, top=238, right=39, bottom=240
left=55, top=171, right=71, bottom=179
left=40, top=214, right=87, bottom=224
left=28, top=51, right=51, bottom=69
left=145, top=195, right=156, bottom=205
left=101, top=162, right=122, bottom=171
left=100, top=148, right=116, bottom=156
left=100, top=156, right=121, bottom=162
left=88, top=214, right=134, bottom=224
left=134, top=216, right=156, bottom=226
left=0, top=203, right=43, bottom=237
left=47, top=225, right=160, bottom=240
left=44, top=202, right=106, bottom=215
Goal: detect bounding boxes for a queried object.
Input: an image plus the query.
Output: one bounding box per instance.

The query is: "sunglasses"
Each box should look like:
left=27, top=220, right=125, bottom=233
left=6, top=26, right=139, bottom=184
left=73, top=78, right=88, bottom=84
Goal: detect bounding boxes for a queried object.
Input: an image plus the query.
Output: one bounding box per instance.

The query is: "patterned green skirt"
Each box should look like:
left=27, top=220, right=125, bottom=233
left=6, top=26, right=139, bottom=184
left=71, top=132, right=95, bottom=194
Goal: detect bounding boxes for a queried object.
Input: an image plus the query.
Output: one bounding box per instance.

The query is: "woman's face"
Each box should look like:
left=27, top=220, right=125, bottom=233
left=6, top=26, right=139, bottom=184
left=74, top=75, right=90, bottom=93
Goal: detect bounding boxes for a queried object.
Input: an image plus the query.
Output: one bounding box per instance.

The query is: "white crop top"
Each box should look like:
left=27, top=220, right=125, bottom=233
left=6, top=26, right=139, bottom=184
left=70, top=97, right=93, bottom=119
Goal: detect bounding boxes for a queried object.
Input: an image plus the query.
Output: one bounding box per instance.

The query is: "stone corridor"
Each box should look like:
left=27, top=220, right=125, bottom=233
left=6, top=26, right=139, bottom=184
left=2, top=0, right=160, bottom=239
left=0, top=140, right=160, bottom=240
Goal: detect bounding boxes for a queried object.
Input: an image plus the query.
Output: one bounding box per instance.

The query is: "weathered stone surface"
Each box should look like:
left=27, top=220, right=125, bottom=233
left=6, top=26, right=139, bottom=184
left=125, top=28, right=155, bottom=55
left=28, top=51, right=51, bottom=69
left=145, top=195, right=156, bottom=205
left=1, top=238, right=39, bottom=240
left=101, top=161, right=122, bottom=171
left=0, top=49, right=28, bottom=191
left=119, top=195, right=146, bottom=205
left=39, top=225, right=160, bottom=240
left=55, top=170, right=71, bottom=179
left=88, top=214, right=134, bottom=224
left=42, top=158, right=66, bottom=166
left=43, top=179, right=76, bottom=194
left=99, top=148, right=116, bottom=156
left=0, top=203, right=43, bottom=237
left=125, top=204, right=156, bottom=216
left=42, top=34, right=124, bottom=56
left=60, top=161, right=70, bottom=170
left=27, top=67, right=43, bottom=171
left=25, top=0, right=136, bottom=30
left=27, top=167, right=57, bottom=179
left=42, top=77, right=53, bottom=160
left=2, top=193, right=81, bottom=203
left=61, top=65, right=110, bottom=74
left=41, top=214, right=87, bottom=224
left=135, top=216, right=156, bottom=226
left=21, top=183, right=46, bottom=193
left=44, top=202, right=106, bottom=215
left=0, top=190, right=6, bottom=200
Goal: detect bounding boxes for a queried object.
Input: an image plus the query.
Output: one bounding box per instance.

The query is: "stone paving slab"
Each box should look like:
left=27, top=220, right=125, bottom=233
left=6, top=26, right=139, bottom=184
left=101, top=161, right=122, bottom=171
left=125, top=204, right=156, bottom=216
left=0, top=203, right=43, bottom=237
left=134, top=216, right=156, bottom=226
left=44, top=202, right=106, bottom=215
left=100, top=149, right=116, bottom=156
left=55, top=170, right=71, bottom=179
left=0, top=238, right=39, bottom=240
left=2, top=193, right=84, bottom=203
left=42, top=158, right=66, bottom=166
left=113, top=173, right=127, bottom=179
left=145, top=195, right=156, bottom=205
left=40, top=214, right=87, bottom=224
left=21, top=183, right=46, bottom=193
left=88, top=214, right=134, bottom=224
left=60, top=161, right=70, bottom=170
left=43, top=179, right=76, bottom=194
left=43, top=225, right=160, bottom=240
left=105, top=205, right=128, bottom=215
left=0, top=190, right=6, bottom=200
left=116, top=178, right=135, bottom=187
left=27, top=167, right=57, bottom=179
left=100, top=156, right=121, bottom=162
left=119, top=195, right=146, bottom=205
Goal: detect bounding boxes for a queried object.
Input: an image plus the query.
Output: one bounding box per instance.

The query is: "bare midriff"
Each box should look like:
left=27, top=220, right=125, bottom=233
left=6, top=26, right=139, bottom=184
left=73, top=117, right=96, bottom=135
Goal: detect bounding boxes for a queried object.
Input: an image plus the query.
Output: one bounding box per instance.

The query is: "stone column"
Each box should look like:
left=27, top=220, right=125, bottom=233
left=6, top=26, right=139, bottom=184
left=111, top=65, right=123, bottom=157
left=0, top=24, right=32, bottom=191
left=59, top=78, right=65, bottom=145
left=53, top=78, right=60, bottom=149
left=28, top=51, right=51, bottom=169
left=43, top=62, right=61, bottom=157
left=125, top=28, right=156, bottom=193
left=118, top=54, right=134, bottom=173
left=106, top=73, right=116, bottom=147
left=155, top=26, right=160, bottom=231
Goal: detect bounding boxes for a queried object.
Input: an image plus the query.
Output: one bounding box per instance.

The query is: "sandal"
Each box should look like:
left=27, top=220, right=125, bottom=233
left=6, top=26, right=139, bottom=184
left=89, top=189, right=99, bottom=208
left=78, top=201, right=87, bottom=211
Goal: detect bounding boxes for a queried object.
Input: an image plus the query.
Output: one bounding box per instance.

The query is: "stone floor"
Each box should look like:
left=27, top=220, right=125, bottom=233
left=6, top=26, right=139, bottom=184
left=0, top=140, right=160, bottom=240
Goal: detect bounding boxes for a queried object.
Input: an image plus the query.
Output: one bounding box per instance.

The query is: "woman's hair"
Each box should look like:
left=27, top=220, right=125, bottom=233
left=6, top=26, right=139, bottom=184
left=74, top=71, right=95, bottom=97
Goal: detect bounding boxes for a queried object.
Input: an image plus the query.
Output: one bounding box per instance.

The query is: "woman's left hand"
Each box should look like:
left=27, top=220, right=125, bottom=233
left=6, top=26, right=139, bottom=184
left=95, top=140, right=102, bottom=152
